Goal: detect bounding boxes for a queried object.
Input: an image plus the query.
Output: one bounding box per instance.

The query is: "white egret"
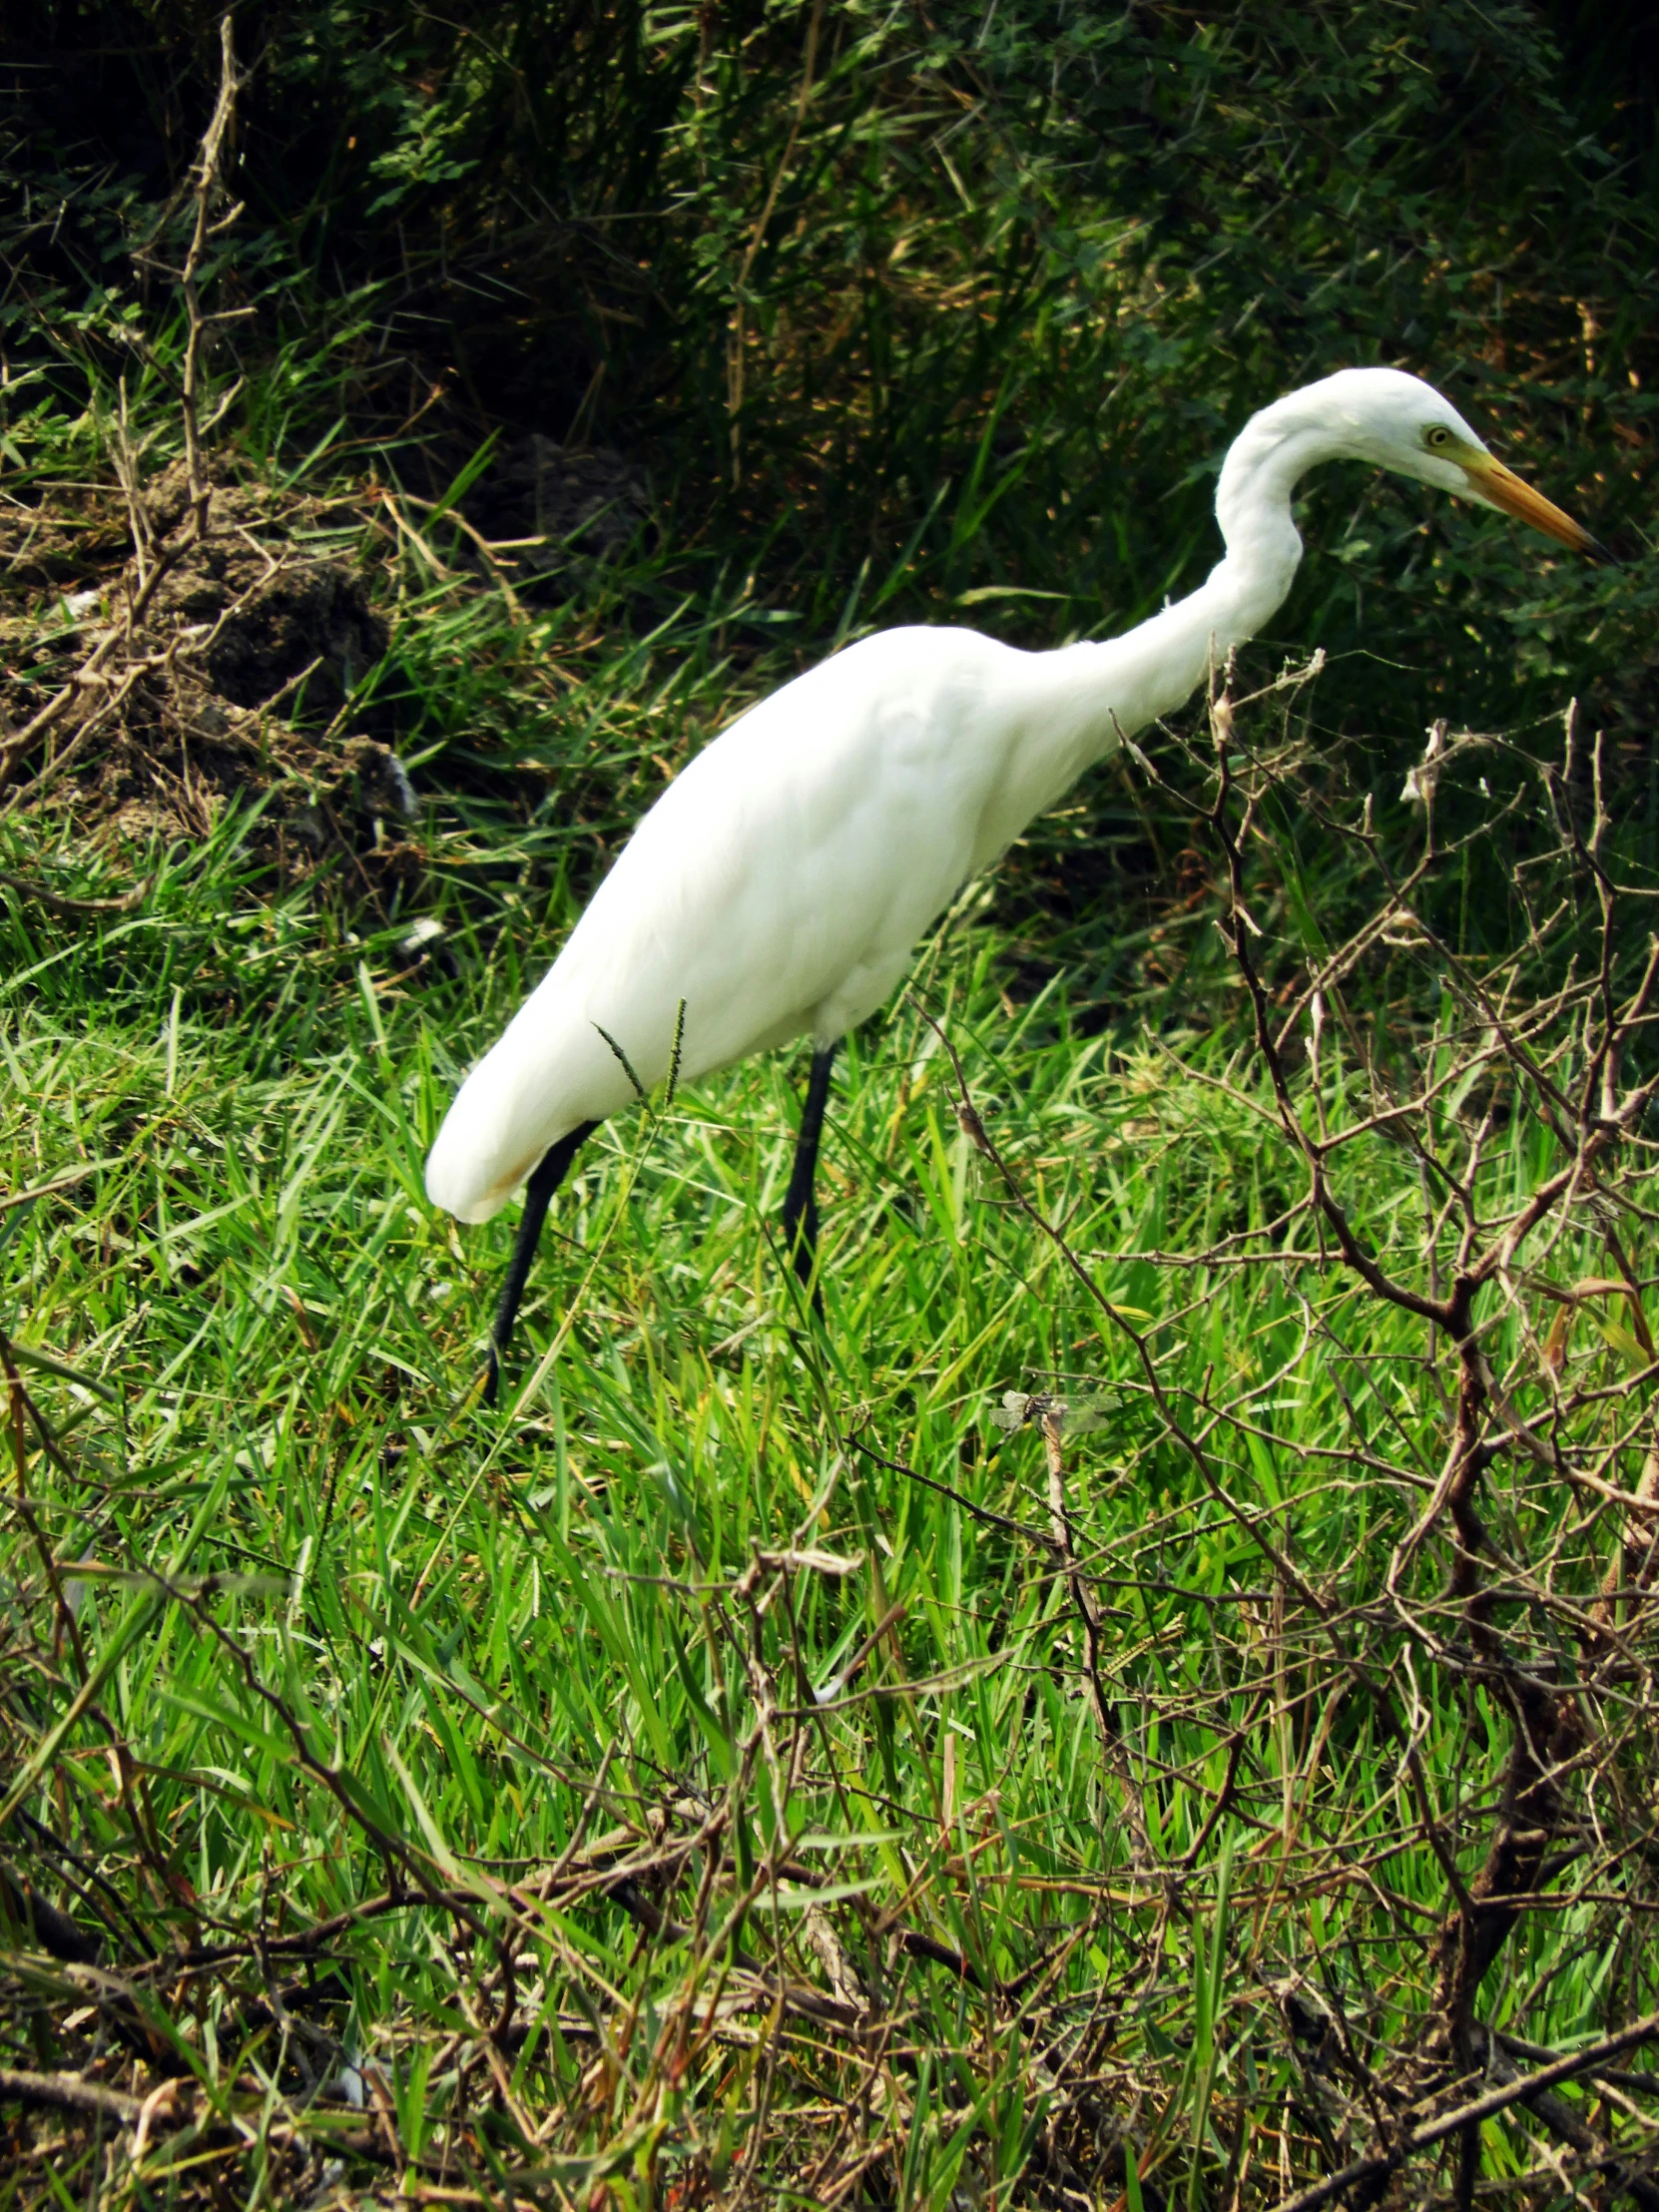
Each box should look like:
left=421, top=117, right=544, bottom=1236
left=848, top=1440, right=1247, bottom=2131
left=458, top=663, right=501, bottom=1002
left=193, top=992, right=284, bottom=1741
left=425, top=367, right=1605, bottom=1398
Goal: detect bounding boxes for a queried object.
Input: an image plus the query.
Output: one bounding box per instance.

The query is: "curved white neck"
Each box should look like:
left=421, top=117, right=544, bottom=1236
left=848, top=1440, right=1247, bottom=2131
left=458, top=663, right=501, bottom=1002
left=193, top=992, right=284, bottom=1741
left=1022, top=404, right=1351, bottom=790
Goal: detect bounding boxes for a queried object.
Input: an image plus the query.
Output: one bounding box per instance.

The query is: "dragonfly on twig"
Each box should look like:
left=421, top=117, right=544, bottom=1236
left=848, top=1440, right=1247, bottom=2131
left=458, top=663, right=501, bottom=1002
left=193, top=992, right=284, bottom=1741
left=989, top=1389, right=1113, bottom=1437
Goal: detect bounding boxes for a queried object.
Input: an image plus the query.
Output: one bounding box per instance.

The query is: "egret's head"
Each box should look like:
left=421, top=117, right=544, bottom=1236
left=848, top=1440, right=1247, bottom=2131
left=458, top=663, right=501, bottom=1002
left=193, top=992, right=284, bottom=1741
left=1314, top=366, right=1609, bottom=560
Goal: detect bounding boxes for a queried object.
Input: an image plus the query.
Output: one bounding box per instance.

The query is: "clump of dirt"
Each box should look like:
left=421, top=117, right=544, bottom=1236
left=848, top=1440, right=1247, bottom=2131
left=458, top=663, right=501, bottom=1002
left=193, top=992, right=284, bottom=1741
left=0, top=461, right=410, bottom=910
left=156, top=531, right=386, bottom=715
left=459, top=434, right=652, bottom=595
left=0, top=468, right=384, bottom=728
left=0, top=428, right=649, bottom=925
left=134, top=461, right=388, bottom=717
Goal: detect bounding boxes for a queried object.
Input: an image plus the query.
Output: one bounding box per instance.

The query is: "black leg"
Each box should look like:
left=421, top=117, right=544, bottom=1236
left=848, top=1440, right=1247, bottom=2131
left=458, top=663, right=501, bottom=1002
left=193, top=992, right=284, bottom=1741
left=483, top=1120, right=596, bottom=1405
left=782, top=1044, right=836, bottom=1313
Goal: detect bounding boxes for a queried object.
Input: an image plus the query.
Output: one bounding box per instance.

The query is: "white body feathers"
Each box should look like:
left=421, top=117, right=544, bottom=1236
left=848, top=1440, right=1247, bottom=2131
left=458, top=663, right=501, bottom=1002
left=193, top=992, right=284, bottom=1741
left=426, top=367, right=1499, bottom=1224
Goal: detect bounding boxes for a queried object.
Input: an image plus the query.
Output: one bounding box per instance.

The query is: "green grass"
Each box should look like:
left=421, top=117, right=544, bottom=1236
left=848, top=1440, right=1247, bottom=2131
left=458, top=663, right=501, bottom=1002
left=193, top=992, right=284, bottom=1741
left=6, top=623, right=1659, bottom=2202
left=3, top=168, right=1658, bottom=2197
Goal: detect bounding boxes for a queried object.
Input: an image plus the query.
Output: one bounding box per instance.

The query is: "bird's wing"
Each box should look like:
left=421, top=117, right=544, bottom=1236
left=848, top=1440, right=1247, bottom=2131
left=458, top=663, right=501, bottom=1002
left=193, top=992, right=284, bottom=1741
left=558, top=655, right=988, bottom=1064
left=426, top=629, right=1021, bottom=1221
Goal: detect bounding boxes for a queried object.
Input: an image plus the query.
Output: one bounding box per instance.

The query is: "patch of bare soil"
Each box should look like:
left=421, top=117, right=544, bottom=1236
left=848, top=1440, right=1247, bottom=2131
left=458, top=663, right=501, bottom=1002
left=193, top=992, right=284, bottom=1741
left=155, top=526, right=384, bottom=715
left=0, top=460, right=427, bottom=915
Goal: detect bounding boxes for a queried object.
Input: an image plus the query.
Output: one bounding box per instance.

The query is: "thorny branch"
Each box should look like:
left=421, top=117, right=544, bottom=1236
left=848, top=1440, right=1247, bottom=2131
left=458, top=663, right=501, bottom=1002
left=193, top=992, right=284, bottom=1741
left=1146, top=668, right=1659, bottom=2206
left=874, top=667, right=1659, bottom=2206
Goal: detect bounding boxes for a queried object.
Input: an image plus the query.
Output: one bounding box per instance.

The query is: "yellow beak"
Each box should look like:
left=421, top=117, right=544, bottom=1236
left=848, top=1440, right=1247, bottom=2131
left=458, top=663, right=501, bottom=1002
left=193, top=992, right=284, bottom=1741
left=1459, top=450, right=1612, bottom=561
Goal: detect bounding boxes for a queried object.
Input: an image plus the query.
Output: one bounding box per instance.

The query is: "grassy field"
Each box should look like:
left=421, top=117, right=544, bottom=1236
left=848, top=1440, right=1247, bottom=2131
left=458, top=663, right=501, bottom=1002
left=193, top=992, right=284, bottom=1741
left=6, top=450, right=1659, bottom=2205
left=5, top=8, right=1659, bottom=2203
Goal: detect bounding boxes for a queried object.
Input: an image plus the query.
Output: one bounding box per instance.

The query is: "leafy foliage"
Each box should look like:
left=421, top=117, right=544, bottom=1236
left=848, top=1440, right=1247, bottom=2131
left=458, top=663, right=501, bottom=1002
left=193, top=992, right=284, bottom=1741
left=4, top=0, right=1656, bottom=738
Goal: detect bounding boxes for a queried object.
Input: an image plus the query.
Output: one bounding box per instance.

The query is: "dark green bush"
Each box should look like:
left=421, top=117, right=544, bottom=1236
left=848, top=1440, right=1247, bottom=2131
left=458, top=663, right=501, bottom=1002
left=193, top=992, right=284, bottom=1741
left=3, top=0, right=1654, bottom=743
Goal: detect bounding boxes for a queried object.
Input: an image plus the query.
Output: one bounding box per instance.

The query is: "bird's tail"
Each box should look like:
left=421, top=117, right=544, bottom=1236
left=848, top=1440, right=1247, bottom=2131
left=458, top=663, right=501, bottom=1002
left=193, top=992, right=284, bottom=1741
left=425, top=1047, right=556, bottom=1223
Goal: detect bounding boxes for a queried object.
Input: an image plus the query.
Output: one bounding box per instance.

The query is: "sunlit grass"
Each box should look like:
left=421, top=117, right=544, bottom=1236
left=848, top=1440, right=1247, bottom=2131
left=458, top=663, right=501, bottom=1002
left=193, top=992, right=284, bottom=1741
left=5, top=710, right=1647, bottom=2199
left=3, top=357, right=1656, bottom=2203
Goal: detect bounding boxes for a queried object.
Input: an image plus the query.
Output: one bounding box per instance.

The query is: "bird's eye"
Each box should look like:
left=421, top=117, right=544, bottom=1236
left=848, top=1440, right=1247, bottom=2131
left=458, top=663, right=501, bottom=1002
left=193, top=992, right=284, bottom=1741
left=1424, top=425, right=1452, bottom=450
